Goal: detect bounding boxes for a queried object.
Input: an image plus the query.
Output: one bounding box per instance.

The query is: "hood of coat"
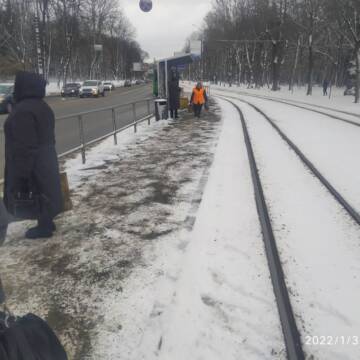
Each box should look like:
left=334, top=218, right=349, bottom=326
left=14, top=71, right=46, bottom=102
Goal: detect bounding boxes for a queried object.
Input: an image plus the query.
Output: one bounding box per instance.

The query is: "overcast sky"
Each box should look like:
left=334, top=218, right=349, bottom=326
left=120, top=0, right=212, bottom=60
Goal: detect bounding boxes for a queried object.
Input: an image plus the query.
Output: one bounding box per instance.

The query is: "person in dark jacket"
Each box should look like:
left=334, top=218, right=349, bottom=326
left=168, top=68, right=180, bottom=119
left=3, top=71, right=63, bottom=239
left=323, top=79, right=329, bottom=96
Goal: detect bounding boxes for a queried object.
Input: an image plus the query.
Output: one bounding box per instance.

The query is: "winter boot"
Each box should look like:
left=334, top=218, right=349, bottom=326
left=25, top=226, right=53, bottom=239
left=25, top=220, right=55, bottom=239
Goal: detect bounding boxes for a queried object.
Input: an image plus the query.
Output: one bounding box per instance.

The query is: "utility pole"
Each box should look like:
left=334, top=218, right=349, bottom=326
left=34, top=0, right=44, bottom=75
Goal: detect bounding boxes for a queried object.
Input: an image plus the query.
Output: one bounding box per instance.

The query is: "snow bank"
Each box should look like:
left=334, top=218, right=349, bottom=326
left=211, top=83, right=360, bottom=115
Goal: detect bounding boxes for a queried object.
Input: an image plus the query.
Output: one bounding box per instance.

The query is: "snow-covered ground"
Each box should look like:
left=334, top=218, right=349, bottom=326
left=211, top=83, right=360, bottom=115
left=229, top=98, right=360, bottom=359
left=207, top=85, right=360, bottom=358
left=209, top=85, right=360, bottom=213
left=127, top=98, right=285, bottom=360
left=236, top=95, right=360, bottom=212
left=1, top=84, right=360, bottom=359
left=2, top=104, right=242, bottom=359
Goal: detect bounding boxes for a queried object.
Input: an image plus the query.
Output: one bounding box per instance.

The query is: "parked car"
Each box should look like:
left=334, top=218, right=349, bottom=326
left=124, top=80, right=131, bottom=87
left=103, top=82, right=115, bottom=91
left=0, top=84, right=14, bottom=114
left=79, top=80, right=105, bottom=98
left=61, top=82, right=81, bottom=97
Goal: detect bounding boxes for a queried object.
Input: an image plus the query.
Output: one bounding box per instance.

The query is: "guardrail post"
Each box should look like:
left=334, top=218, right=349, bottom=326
left=147, top=99, right=151, bottom=125
left=78, top=115, right=86, bottom=164
left=112, top=108, right=118, bottom=145
left=132, top=103, right=137, bottom=133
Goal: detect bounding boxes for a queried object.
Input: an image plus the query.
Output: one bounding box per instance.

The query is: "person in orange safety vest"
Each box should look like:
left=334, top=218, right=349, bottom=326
left=190, top=82, right=208, bottom=118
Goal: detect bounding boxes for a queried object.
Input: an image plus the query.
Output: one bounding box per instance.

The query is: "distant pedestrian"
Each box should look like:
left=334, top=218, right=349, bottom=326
left=323, top=79, right=329, bottom=96
left=3, top=71, right=63, bottom=239
left=168, top=69, right=180, bottom=119
left=190, top=82, right=208, bottom=118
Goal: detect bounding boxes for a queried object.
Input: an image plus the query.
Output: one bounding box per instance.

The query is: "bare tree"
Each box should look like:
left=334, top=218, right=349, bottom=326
left=0, top=0, right=146, bottom=81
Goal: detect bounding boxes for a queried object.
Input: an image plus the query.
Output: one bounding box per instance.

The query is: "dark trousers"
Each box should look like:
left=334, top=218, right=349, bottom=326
left=323, top=88, right=328, bottom=95
left=193, top=104, right=203, bottom=118
left=170, top=109, right=178, bottom=118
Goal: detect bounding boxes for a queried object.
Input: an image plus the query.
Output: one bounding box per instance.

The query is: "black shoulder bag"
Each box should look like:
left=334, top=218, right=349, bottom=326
left=0, top=277, right=68, bottom=360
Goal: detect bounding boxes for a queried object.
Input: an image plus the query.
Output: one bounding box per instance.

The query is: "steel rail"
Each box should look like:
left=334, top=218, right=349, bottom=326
left=217, top=90, right=360, bottom=128
left=251, top=95, right=360, bottom=119
left=220, top=97, right=305, bottom=360
left=228, top=96, right=360, bottom=226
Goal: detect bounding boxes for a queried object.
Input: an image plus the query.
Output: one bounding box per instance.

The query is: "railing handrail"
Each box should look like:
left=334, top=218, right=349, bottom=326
left=0, top=113, right=154, bottom=187
left=58, top=113, right=152, bottom=159
left=0, top=97, right=154, bottom=131
left=56, top=97, right=154, bottom=120
left=0, top=97, right=156, bottom=186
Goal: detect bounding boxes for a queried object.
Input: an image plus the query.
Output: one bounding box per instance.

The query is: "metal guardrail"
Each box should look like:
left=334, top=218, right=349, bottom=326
left=0, top=97, right=155, bottom=185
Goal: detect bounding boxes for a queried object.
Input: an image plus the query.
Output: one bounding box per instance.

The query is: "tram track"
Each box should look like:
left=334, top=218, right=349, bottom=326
left=215, top=90, right=360, bottom=128
left=219, top=97, right=305, bottom=360
left=217, top=94, right=360, bottom=359
left=217, top=95, right=360, bottom=226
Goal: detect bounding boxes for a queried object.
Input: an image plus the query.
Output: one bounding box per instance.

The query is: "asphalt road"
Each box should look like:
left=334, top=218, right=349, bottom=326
left=0, top=85, right=152, bottom=149
left=0, top=84, right=154, bottom=178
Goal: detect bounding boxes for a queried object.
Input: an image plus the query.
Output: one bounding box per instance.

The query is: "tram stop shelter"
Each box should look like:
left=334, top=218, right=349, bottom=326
left=156, top=53, right=194, bottom=99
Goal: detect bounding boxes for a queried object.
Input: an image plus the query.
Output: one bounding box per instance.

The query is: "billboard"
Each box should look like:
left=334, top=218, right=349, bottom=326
left=133, top=62, right=143, bottom=72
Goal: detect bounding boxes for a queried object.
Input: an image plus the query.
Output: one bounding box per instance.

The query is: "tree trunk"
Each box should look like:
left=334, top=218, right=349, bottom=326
left=245, top=42, right=254, bottom=87
left=289, top=37, right=300, bottom=91
left=306, top=35, right=313, bottom=96
left=355, top=44, right=360, bottom=104
left=272, top=41, right=280, bottom=91
left=262, top=47, right=268, bottom=87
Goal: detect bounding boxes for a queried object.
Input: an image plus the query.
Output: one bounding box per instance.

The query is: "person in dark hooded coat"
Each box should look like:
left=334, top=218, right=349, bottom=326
left=3, top=71, right=63, bottom=239
left=168, top=68, right=180, bottom=119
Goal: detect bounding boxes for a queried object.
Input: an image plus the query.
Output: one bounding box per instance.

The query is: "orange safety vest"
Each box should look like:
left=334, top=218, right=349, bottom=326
left=192, top=87, right=206, bottom=105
